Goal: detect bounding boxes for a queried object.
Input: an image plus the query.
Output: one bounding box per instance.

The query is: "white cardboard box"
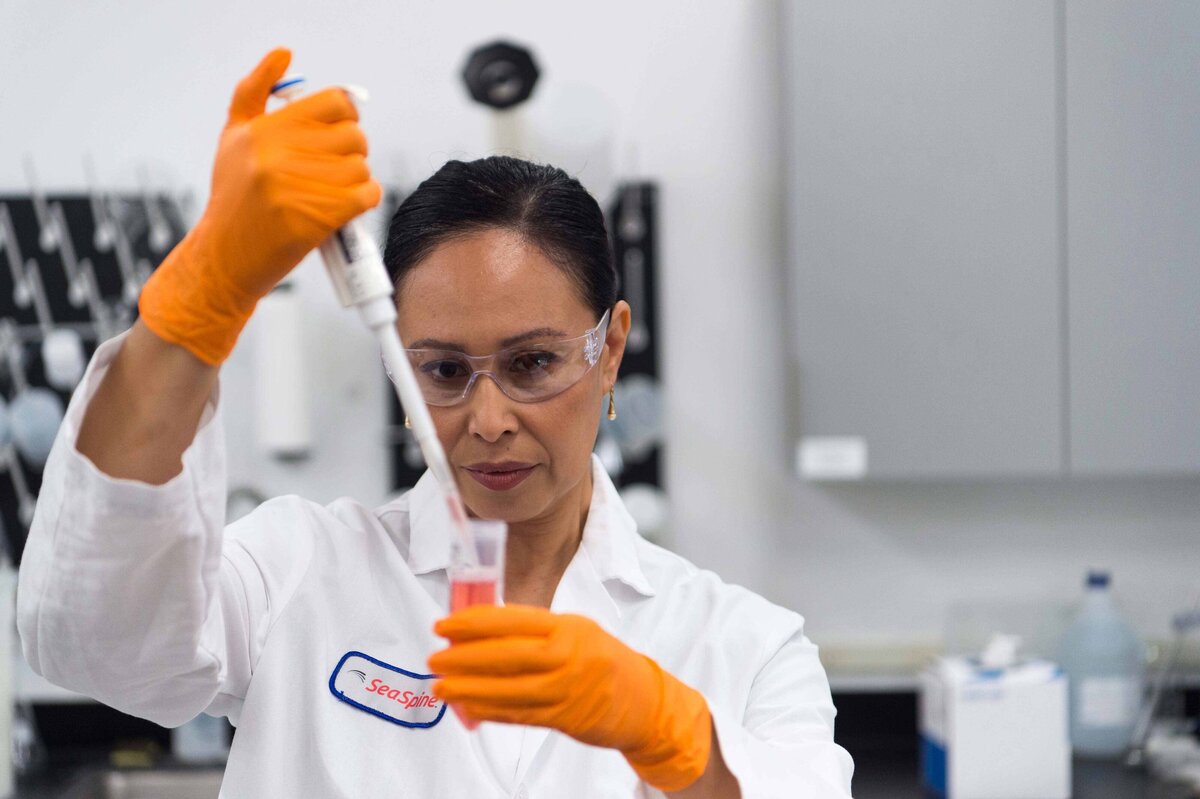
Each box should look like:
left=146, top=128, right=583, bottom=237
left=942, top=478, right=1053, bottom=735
left=919, top=657, right=1071, bottom=799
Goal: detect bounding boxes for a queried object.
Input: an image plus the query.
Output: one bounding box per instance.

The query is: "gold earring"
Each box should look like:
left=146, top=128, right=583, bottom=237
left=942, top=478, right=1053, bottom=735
left=607, top=386, right=617, bottom=421
left=404, top=415, right=412, bottom=429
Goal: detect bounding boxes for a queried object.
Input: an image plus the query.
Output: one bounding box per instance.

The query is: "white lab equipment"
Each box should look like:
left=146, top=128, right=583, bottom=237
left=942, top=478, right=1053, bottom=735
left=606, top=375, right=663, bottom=463
left=269, top=76, right=472, bottom=563
left=977, top=632, right=1021, bottom=670
left=84, top=157, right=116, bottom=253
left=41, top=329, right=86, bottom=391
left=254, top=283, right=310, bottom=459
left=8, top=389, right=63, bottom=469
left=23, top=159, right=113, bottom=333
left=1129, top=597, right=1200, bottom=771
left=1, top=205, right=88, bottom=392
left=920, top=635, right=1070, bottom=799
left=1057, top=569, right=1146, bottom=758
left=139, top=169, right=174, bottom=255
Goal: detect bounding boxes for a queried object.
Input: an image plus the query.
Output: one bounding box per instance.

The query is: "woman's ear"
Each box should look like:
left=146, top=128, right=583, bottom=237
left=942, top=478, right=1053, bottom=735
left=601, top=300, right=632, bottom=389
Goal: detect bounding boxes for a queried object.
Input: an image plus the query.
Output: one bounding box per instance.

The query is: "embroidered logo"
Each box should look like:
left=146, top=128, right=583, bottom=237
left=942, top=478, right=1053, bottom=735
left=328, top=651, right=446, bottom=728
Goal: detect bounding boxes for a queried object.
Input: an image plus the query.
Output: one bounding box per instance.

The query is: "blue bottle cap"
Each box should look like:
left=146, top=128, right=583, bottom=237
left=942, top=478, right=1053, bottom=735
left=1086, top=569, right=1110, bottom=588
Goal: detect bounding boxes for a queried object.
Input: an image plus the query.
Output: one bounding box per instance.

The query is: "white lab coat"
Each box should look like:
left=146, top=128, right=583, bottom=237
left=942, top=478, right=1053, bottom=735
left=17, top=333, right=854, bottom=798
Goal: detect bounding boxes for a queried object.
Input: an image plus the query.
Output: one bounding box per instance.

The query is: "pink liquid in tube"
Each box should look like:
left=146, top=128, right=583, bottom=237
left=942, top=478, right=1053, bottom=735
left=445, top=518, right=505, bottom=732
left=448, top=568, right=500, bottom=730
left=450, top=576, right=498, bottom=612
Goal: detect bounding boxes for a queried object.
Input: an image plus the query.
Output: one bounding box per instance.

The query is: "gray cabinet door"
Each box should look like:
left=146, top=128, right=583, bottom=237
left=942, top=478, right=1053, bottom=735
left=785, top=2, right=1063, bottom=478
left=1066, top=2, right=1200, bottom=475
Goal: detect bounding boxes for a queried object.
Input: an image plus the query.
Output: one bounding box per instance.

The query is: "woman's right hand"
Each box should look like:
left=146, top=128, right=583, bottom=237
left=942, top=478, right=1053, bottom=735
left=138, top=47, right=382, bottom=366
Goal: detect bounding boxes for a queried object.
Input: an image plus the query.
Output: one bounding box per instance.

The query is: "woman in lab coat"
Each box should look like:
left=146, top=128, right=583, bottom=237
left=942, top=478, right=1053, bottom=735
left=16, top=49, right=853, bottom=798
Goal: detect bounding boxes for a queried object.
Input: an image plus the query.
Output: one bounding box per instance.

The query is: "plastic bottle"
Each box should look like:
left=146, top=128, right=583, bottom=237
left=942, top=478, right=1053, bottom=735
left=1057, top=569, right=1146, bottom=758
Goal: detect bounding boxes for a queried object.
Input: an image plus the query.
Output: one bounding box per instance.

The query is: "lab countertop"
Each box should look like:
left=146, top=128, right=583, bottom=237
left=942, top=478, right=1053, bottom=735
left=12, top=750, right=223, bottom=798
left=852, top=750, right=1195, bottom=798
left=16, top=755, right=1195, bottom=799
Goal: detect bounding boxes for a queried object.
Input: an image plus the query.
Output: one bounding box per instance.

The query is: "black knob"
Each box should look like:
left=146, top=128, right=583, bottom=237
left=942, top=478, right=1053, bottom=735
left=462, top=41, right=540, bottom=110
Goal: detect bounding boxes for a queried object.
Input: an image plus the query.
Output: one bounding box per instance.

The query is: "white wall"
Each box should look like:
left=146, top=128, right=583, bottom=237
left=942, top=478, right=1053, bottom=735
left=3, top=0, right=1197, bottom=665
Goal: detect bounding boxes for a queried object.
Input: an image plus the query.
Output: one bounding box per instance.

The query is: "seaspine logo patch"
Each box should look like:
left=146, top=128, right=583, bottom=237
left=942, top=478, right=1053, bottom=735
left=329, top=651, right=446, bottom=728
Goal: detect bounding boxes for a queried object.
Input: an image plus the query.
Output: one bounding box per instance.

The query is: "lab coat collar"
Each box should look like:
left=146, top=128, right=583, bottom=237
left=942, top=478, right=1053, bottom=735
left=402, top=454, right=656, bottom=600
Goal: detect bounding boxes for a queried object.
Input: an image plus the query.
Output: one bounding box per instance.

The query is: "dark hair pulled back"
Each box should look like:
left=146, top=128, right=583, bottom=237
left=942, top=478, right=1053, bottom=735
left=383, top=156, right=617, bottom=320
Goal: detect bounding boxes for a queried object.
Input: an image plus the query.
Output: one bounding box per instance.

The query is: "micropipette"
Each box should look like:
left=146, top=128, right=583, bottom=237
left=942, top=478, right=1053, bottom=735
left=268, top=75, right=476, bottom=561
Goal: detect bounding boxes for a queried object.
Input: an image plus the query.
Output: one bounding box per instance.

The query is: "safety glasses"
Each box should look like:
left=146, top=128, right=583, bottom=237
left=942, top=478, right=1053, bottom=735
left=385, top=309, right=611, bottom=407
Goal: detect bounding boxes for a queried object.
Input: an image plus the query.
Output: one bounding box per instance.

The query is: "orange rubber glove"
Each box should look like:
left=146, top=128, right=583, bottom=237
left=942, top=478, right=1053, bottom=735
left=429, top=605, right=713, bottom=792
left=138, top=47, right=381, bottom=365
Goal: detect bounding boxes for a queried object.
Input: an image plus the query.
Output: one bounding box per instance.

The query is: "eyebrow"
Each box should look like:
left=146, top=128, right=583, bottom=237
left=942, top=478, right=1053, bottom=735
left=408, top=327, right=569, bottom=351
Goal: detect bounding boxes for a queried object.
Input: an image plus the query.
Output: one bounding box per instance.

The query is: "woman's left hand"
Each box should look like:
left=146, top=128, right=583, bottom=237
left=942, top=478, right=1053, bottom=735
left=429, top=604, right=712, bottom=792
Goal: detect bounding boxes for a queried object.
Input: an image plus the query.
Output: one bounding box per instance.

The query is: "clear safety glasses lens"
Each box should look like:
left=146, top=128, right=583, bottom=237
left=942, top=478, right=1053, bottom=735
left=385, top=309, right=610, bottom=407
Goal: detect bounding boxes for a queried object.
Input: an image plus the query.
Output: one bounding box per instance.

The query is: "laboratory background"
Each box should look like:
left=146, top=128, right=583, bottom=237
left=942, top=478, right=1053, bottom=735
left=1, top=1, right=1199, bottom=797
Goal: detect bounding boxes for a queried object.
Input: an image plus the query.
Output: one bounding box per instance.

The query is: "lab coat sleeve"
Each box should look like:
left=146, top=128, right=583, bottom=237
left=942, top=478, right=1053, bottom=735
left=15, top=331, right=306, bottom=728
left=703, top=626, right=854, bottom=799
